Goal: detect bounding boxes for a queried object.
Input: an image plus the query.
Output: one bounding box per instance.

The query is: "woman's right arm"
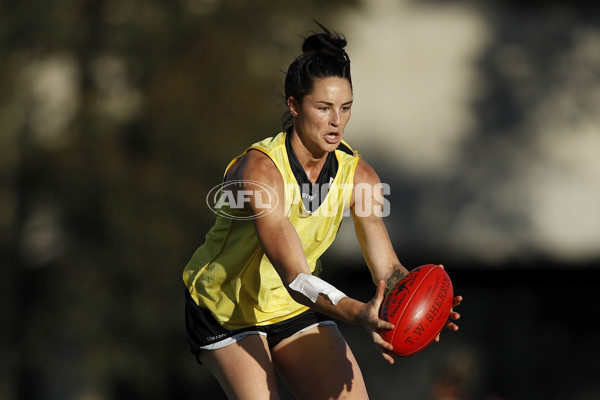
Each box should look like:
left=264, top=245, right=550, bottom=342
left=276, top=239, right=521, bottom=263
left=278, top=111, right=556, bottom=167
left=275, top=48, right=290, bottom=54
left=228, top=150, right=395, bottom=360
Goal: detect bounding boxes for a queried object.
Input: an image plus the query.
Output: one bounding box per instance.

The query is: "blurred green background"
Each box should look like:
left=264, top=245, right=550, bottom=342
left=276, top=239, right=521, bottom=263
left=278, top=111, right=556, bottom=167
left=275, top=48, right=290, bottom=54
left=1, top=0, right=599, bottom=399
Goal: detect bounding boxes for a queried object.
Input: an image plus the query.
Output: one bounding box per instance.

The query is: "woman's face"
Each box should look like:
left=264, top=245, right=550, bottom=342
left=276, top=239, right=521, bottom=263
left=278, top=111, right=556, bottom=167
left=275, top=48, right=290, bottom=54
left=289, top=76, right=353, bottom=156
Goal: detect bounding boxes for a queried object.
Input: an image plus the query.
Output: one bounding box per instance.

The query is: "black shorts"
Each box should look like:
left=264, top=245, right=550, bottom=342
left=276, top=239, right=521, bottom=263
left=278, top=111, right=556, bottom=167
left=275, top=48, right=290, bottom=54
left=185, top=290, right=335, bottom=363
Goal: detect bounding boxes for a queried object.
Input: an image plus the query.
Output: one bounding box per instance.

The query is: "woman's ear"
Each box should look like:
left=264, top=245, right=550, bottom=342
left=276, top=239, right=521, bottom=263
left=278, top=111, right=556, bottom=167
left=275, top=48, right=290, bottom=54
left=287, top=96, right=300, bottom=117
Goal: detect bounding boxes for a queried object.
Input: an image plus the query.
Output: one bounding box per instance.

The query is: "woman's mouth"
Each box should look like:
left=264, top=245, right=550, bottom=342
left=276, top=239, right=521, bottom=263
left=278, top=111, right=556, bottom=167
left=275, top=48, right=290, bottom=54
left=324, top=133, right=340, bottom=144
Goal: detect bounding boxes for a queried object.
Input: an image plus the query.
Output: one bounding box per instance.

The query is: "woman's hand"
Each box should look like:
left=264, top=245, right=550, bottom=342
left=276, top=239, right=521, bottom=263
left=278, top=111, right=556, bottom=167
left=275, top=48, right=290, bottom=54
left=434, top=294, right=463, bottom=342
left=357, top=280, right=397, bottom=364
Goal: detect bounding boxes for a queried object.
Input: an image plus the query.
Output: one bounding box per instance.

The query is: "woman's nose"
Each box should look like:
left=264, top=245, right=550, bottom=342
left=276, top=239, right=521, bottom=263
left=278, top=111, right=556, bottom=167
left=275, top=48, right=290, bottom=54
left=330, top=110, right=340, bottom=127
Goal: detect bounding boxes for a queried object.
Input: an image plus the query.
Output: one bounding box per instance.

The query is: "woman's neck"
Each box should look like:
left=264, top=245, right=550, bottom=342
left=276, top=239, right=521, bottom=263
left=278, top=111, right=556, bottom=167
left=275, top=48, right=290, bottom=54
left=289, top=131, right=328, bottom=183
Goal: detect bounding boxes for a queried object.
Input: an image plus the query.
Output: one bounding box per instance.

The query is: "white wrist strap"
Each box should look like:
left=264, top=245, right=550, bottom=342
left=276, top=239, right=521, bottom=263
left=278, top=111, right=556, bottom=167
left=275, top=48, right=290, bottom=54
left=289, top=273, right=347, bottom=305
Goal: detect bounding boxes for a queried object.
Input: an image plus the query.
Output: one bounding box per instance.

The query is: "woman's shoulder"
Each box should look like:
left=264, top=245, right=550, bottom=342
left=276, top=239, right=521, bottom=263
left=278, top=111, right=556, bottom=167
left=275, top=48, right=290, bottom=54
left=353, top=158, right=381, bottom=186
left=227, top=147, right=282, bottom=186
left=225, top=132, right=286, bottom=181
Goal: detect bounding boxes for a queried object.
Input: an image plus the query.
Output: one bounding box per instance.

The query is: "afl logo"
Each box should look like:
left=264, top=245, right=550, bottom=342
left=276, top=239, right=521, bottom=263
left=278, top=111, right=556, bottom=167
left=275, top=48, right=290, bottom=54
left=206, top=180, right=279, bottom=220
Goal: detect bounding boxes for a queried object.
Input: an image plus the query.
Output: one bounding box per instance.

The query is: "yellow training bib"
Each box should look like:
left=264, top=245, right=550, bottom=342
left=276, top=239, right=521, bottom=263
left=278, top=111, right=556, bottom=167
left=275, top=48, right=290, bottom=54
left=182, top=132, right=359, bottom=330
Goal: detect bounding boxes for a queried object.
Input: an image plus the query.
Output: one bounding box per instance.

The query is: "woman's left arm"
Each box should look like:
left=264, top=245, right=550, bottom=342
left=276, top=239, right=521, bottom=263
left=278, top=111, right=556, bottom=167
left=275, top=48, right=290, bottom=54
left=350, top=159, right=462, bottom=337
left=350, top=159, right=409, bottom=290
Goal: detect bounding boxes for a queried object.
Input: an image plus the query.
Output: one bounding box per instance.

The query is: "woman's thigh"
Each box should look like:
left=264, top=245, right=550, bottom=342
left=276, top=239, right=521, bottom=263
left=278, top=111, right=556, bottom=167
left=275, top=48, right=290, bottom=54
left=271, top=324, right=369, bottom=400
left=199, top=334, right=281, bottom=400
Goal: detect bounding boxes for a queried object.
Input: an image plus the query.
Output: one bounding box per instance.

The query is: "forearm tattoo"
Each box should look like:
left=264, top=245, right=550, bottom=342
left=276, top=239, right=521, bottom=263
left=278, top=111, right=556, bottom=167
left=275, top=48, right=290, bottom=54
left=385, top=269, right=407, bottom=293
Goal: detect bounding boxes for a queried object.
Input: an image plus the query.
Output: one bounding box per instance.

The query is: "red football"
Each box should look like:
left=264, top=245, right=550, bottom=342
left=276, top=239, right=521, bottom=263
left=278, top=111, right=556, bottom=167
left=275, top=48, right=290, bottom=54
left=379, top=264, right=454, bottom=356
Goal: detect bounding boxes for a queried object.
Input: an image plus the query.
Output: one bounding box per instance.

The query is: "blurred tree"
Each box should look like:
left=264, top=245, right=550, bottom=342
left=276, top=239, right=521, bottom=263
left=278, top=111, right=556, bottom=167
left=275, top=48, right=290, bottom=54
left=0, top=0, right=359, bottom=398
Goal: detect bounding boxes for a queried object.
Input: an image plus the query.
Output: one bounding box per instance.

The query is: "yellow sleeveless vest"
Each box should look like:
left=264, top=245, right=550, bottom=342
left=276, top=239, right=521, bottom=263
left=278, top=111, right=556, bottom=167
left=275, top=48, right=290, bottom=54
left=182, top=132, right=360, bottom=330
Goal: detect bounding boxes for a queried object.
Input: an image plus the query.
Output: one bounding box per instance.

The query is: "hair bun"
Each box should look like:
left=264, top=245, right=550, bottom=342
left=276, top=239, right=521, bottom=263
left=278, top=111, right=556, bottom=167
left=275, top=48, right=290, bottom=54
left=302, top=32, right=347, bottom=54
left=302, top=21, right=347, bottom=56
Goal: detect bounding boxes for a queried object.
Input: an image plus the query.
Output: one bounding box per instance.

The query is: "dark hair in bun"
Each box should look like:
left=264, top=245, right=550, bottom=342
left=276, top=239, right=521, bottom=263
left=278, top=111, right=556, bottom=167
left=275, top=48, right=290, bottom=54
left=283, top=21, right=352, bottom=131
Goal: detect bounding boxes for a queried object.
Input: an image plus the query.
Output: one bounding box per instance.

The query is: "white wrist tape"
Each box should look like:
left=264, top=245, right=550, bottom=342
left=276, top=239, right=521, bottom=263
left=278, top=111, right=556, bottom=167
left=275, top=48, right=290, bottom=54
left=289, top=273, right=347, bottom=305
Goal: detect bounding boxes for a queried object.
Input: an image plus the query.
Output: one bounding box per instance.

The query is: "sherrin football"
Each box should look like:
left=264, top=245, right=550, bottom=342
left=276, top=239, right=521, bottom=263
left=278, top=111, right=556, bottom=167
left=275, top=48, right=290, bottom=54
left=379, top=264, right=454, bottom=356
